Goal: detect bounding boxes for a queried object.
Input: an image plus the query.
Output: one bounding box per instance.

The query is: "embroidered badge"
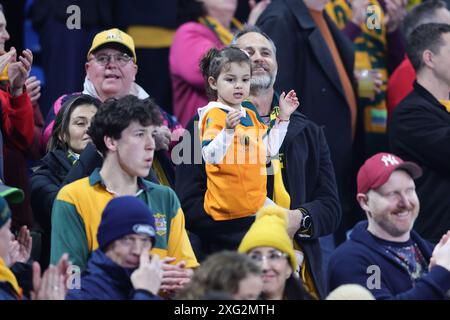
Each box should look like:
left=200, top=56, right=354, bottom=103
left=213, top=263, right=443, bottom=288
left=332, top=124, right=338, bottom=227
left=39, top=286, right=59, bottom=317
left=154, top=213, right=167, bottom=236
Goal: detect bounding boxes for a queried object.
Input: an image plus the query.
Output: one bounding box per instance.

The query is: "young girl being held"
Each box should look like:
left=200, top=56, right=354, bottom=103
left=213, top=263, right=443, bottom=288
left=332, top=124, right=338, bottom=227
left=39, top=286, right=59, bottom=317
left=198, top=46, right=300, bottom=221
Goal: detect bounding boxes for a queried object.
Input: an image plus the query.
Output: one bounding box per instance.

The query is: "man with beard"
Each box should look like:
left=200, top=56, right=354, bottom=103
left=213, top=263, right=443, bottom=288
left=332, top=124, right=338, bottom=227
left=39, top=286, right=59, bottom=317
left=328, top=153, right=450, bottom=299
left=174, top=26, right=341, bottom=299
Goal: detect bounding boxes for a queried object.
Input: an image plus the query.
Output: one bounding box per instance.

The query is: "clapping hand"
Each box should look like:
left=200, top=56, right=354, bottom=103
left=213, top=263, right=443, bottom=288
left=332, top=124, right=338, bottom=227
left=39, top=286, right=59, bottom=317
left=8, top=48, right=33, bottom=96
left=7, top=225, right=32, bottom=266
left=25, top=76, right=41, bottom=105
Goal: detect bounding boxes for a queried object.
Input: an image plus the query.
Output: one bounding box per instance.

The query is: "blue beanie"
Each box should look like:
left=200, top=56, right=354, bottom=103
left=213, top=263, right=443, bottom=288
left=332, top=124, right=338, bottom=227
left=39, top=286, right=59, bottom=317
left=0, top=196, right=11, bottom=229
left=97, top=196, right=156, bottom=250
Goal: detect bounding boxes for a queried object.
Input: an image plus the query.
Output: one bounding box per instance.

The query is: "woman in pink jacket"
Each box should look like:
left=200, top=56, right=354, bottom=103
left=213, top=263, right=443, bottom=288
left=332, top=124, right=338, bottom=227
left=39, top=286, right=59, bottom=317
left=169, top=0, right=270, bottom=126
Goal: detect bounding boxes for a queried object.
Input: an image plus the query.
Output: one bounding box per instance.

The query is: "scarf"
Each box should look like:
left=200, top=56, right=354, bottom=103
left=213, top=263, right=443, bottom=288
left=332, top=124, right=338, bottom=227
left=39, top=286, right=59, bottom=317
left=0, top=257, right=22, bottom=299
left=82, top=77, right=150, bottom=101
left=326, top=0, right=388, bottom=135
left=198, top=16, right=243, bottom=45
left=439, top=99, right=450, bottom=113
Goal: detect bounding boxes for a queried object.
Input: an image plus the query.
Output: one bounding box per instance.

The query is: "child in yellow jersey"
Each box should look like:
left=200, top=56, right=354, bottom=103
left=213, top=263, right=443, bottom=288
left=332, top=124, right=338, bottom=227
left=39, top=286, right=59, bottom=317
left=198, top=46, right=299, bottom=220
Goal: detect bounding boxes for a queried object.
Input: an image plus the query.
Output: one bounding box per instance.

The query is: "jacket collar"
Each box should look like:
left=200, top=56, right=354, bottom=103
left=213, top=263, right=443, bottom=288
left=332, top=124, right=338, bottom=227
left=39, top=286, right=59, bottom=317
left=350, top=220, right=433, bottom=261
left=413, top=81, right=448, bottom=112
left=87, top=250, right=135, bottom=290
left=285, top=0, right=355, bottom=100
left=41, top=149, right=73, bottom=172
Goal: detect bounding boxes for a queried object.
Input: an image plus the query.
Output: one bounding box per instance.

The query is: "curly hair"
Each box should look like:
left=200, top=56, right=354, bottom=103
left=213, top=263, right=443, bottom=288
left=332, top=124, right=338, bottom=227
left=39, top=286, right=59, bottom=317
left=87, top=95, right=162, bottom=156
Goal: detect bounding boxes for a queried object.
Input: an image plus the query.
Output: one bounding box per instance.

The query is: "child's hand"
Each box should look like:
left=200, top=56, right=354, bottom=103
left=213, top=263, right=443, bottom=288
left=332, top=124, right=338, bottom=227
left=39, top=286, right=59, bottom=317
left=226, top=109, right=242, bottom=129
left=279, top=90, right=300, bottom=120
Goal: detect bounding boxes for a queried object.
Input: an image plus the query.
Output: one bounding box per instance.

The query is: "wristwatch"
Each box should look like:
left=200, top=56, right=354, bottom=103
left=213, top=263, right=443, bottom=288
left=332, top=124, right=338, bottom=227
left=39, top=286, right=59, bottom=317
left=297, top=208, right=312, bottom=238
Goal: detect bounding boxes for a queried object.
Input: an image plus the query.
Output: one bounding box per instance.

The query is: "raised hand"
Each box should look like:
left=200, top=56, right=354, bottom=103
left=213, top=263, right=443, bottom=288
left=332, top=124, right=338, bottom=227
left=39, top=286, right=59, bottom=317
left=278, top=90, right=300, bottom=120
left=248, top=0, right=271, bottom=26
left=384, top=0, right=407, bottom=33
left=25, top=76, right=41, bottom=105
left=8, top=48, right=33, bottom=96
left=7, top=225, right=32, bottom=265
left=154, top=125, right=172, bottom=151
left=31, top=263, right=65, bottom=300
left=350, top=0, right=370, bottom=26
left=226, top=109, right=242, bottom=130
left=131, top=252, right=163, bottom=295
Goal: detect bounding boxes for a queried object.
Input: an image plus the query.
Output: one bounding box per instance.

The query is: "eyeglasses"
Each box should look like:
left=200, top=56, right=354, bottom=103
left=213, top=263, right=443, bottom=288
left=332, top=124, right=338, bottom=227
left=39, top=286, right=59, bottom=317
left=89, top=53, right=133, bottom=67
left=248, top=250, right=288, bottom=264
left=117, top=235, right=151, bottom=248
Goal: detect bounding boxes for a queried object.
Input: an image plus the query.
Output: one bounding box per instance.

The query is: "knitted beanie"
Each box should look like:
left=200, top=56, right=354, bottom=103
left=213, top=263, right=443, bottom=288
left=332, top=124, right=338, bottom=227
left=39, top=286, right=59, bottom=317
left=238, top=205, right=297, bottom=271
left=97, top=196, right=156, bottom=250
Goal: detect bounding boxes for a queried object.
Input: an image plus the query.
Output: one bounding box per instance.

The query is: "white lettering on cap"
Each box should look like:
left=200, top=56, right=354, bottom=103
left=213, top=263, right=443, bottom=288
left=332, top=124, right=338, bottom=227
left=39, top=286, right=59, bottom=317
left=132, top=224, right=155, bottom=237
left=381, top=154, right=399, bottom=167
left=106, top=31, right=122, bottom=41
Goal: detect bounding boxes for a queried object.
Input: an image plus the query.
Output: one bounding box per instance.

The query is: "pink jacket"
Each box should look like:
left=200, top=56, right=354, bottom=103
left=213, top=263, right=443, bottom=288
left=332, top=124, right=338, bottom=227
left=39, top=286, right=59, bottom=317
left=169, top=22, right=224, bottom=127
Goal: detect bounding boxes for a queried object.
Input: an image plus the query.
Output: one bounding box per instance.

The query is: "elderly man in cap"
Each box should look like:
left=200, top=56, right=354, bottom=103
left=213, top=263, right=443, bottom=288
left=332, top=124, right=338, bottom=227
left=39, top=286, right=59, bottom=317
left=41, top=28, right=181, bottom=187
left=66, top=196, right=163, bottom=300
left=328, top=152, right=450, bottom=299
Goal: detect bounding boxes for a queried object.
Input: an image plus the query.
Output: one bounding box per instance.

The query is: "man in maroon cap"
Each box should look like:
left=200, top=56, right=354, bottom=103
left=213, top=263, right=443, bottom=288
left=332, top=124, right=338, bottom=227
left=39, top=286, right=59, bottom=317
left=327, top=152, right=450, bottom=299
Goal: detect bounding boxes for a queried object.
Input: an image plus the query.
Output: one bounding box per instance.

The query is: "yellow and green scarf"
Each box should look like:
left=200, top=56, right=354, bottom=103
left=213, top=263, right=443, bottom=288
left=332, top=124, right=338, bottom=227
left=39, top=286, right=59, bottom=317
left=326, top=0, right=388, bottom=135
left=198, top=16, right=243, bottom=45
left=0, top=257, right=22, bottom=299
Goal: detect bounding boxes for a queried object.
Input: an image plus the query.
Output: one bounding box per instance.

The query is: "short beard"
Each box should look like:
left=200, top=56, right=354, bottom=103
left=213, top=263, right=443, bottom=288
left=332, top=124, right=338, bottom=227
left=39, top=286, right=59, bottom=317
left=250, top=74, right=275, bottom=94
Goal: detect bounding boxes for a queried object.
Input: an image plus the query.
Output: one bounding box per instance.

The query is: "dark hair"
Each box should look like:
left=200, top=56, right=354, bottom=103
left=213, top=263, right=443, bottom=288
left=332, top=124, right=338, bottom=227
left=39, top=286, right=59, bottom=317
left=176, top=251, right=261, bottom=300
left=176, top=0, right=207, bottom=26
left=403, top=0, right=448, bottom=38
left=282, top=275, right=313, bottom=300
left=231, top=24, right=277, bottom=55
left=406, top=23, right=450, bottom=72
left=48, top=94, right=101, bottom=152
left=87, top=95, right=162, bottom=156
left=200, top=46, right=251, bottom=100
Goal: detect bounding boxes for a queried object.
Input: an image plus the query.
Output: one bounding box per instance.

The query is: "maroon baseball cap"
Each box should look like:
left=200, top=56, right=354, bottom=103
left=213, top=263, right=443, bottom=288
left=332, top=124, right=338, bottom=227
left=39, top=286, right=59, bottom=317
left=357, top=153, right=422, bottom=194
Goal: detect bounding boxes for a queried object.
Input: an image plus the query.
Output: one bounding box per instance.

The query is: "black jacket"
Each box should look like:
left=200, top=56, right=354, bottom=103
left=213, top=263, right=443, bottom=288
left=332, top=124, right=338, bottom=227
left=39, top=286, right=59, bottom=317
left=257, top=0, right=364, bottom=233
left=30, top=149, right=73, bottom=233
left=389, top=81, right=450, bottom=243
left=175, top=99, right=341, bottom=299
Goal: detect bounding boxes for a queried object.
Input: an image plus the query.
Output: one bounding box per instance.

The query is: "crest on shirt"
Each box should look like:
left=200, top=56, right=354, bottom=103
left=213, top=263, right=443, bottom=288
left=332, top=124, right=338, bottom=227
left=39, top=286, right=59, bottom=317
left=154, top=213, right=167, bottom=236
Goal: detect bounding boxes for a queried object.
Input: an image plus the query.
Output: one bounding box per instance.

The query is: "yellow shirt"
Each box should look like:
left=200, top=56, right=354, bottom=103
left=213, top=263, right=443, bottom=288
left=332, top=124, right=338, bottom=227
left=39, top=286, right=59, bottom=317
left=200, top=106, right=268, bottom=220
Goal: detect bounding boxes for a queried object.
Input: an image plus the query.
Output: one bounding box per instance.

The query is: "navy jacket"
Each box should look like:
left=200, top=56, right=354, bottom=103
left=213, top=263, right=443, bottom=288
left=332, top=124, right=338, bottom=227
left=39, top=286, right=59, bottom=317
left=257, top=0, right=365, bottom=235
left=0, top=283, right=17, bottom=300
left=328, top=221, right=450, bottom=299
left=389, top=82, right=450, bottom=243
left=175, top=97, right=341, bottom=299
left=66, top=250, right=160, bottom=300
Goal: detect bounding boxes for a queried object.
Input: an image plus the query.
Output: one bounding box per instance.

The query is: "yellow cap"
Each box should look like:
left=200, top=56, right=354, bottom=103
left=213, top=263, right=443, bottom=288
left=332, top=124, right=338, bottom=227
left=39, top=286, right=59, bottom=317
left=238, top=206, right=297, bottom=272
left=87, top=28, right=136, bottom=62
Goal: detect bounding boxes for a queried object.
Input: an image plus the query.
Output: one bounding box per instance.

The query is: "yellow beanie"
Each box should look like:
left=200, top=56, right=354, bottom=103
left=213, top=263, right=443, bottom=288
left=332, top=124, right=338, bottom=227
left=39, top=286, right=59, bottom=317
left=238, top=205, right=297, bottom=271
